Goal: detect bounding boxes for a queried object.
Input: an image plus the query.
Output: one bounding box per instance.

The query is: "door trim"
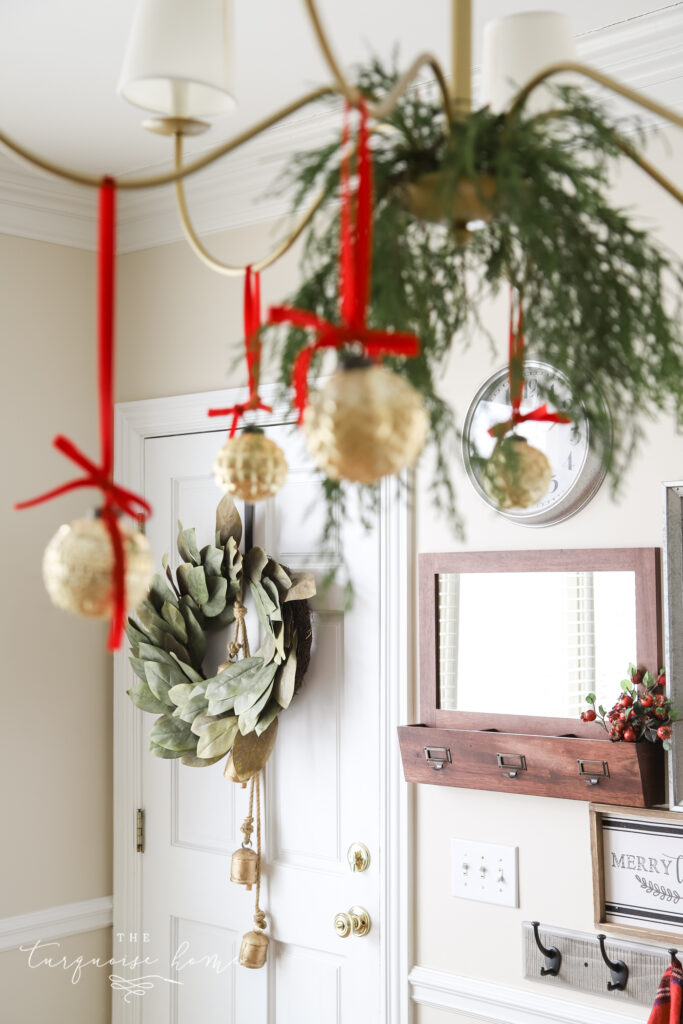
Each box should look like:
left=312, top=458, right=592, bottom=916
left=113, top=383, right=413, bottom=1024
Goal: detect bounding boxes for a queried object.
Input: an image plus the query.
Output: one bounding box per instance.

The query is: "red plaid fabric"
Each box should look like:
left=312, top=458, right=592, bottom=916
left=648, top=957, right=683, bottom=1023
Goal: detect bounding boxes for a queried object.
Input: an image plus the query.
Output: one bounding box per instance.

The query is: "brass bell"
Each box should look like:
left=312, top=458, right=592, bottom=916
left=239, top=929, right=269, bottom=969
left=224, top=752, right=249, bottom=788
left=230, top=846, right=259, bottom=890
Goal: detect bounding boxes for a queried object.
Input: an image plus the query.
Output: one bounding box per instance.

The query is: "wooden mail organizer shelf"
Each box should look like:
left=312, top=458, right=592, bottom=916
left=397, top=725, right=665, bottom=806
left=399, top=548, right=665, bottom=807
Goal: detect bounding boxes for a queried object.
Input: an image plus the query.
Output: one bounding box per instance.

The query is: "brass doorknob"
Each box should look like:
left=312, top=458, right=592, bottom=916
left=349, top=906, right=371, bottom=937
left=334, top=906, right=371, bottom=938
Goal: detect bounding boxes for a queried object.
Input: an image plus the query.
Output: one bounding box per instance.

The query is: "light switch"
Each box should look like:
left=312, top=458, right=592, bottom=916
left=451, top=839, right=519, bottom=907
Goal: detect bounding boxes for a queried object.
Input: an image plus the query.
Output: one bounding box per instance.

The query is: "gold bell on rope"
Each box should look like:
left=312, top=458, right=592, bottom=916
left=224, top=752, right=249, bottom=788
left=239, top=929, right=269, bottom=969
left=230, top=846, right=259, bottom=890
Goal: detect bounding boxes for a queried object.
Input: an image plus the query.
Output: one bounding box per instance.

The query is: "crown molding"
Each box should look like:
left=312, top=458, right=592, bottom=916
left=1, top=4, right=681, bottom=254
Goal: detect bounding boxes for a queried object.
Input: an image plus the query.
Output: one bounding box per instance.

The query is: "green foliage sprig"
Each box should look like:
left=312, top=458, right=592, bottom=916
left=265, top=58, right=683, bottom=541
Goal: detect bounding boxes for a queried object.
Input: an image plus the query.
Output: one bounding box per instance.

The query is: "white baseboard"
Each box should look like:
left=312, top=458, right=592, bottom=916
left=409, top=966, right=642, bottom=1024
left=0, top=896, right=113, bottom=954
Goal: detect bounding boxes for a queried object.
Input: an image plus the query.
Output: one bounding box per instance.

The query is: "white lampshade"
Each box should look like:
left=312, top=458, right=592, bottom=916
left=118, top=0, right=236, bottom=119
left=481, top=11, right=577, bottom=114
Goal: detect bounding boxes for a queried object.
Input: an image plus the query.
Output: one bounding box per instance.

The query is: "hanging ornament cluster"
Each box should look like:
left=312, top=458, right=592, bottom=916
left=484, top=290, right=571, bottom=509
left=210, top=267, right=287, bottom=502
left=15, top=182, right=152, bottom=649
left=269, top=101, right=428, bottom=485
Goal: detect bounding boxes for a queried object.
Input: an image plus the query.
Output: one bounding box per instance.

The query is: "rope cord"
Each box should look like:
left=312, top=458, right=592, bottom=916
left=253, top=771, right=267, bottom=932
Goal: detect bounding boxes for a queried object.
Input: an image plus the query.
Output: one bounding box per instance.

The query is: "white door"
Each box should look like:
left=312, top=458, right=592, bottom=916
left=115, top=408, right=400, bottom=1024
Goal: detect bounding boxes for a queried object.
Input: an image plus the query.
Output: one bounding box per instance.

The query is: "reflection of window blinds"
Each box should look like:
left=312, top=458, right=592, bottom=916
left=438, top=571, right=598, bottom=716
left=438, top=573, right=460, bottom=709
left=565, top=571, right=596, bottom=717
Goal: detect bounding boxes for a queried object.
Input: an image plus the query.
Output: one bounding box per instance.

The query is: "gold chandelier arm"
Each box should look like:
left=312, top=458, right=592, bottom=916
left=0, top=85, right=334, bottom=191
left=620, top=145, right=683, bottom=206
left=525, top=107, right=683, bottom=207
left=173, top=134, right=326, bottom=276
left=507, top=61, right=683, bottom=132
left=302, top=0, right=453, bottom=124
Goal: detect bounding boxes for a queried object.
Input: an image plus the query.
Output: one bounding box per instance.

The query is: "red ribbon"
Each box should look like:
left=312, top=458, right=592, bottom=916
left=208, top=266, right=273, bottom=436
left=15, top=181, right=151, bottom=650
left=268, top=102, right=421, bottom=424
left=488, top=289, right=571, bottom=440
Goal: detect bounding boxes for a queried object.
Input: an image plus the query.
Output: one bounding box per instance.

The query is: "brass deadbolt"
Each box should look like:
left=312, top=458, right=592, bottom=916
left=347, top=842, right=371, bottom=873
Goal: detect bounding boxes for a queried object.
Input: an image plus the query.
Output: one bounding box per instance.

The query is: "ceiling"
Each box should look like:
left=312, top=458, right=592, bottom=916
left=0, top=0, right=681, bottom=250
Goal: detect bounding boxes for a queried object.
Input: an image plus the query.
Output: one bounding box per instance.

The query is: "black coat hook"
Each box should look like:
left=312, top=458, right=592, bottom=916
left=597, top=934, right=629, bottom=991
left=531, top=921, right=562, bottom=977
left=669, top=948, right=678, bottom=965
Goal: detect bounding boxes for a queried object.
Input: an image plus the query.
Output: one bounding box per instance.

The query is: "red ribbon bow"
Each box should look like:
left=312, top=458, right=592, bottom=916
left=488, top=289, right=572, bottom=440
left=15, top=181, right=151, bottom=650
left=268, top=101, right=421, bottom=424
left=208, top=266, right=272, bottom=435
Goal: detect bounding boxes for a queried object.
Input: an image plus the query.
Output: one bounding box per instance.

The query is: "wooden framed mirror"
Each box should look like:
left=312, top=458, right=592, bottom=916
left=420, top=548, right=661, bottom=736
left=399, top=548, right=664, bottom=806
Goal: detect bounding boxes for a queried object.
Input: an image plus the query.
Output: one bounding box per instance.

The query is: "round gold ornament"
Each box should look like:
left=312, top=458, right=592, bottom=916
left=43, top=515, right=153, bottom=619
left=303, top=360, right=429, bottom=484
left=239, top=929, right=269, bottom=969
left=213, top=426, right=288, bottom=502
left=483, top=435, right=552, bottom=509
left=230, top=847, right=259, bottom=890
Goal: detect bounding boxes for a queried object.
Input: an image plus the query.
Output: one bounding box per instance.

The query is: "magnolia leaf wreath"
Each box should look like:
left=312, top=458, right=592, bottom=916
left=125, top=495, right=315, bottom=774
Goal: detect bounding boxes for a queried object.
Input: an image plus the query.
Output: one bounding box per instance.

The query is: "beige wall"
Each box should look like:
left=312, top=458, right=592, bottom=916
left=1, top=234, right=111, bottom=1020
left=0, top=930, right=112, bottom=1024
left=117, top=219, right=302, bottom=403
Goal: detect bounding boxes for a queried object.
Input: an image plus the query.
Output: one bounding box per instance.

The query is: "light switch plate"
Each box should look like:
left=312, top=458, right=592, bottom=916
left=451, top=838, right=519, bottom=907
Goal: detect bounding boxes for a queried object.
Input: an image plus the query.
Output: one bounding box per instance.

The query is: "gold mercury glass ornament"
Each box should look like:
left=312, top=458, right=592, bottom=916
left=303, top=356, right=429, bottom=484
left=42, top=514, right=153, bottom=618
left=483, top=435, right=552, bottom=509
left=213, top=425, right=288, bottom=502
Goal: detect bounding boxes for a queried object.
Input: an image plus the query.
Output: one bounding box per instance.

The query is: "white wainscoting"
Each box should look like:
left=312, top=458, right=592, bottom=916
left=0, top=896, right=113, bottom=953
left=409, top=966, right=644, bottom=1024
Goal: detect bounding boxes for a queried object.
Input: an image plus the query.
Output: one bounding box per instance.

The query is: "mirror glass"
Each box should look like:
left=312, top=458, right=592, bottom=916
left=438, top=570, right=637, bottom=717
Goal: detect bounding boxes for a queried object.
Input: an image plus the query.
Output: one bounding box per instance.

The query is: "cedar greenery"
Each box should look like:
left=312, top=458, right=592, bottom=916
left=266, top=58, right=683, bottom=541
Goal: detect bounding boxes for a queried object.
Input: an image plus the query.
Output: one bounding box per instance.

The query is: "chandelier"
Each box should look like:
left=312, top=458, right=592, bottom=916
left=11, top=0, right=683, bottom=645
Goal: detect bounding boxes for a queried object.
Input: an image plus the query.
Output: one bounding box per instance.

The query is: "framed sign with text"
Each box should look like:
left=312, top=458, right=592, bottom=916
left=590, top=803, right=683, bottom=943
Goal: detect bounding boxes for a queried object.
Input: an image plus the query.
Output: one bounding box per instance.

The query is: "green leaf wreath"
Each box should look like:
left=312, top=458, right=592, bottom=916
left=126, top=496, right=315, bottom=767
left=265, top=58, right=683, bottom=543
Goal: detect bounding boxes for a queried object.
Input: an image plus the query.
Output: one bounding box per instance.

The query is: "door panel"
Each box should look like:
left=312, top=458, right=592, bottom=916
left=137, top=422, right=381, bottom=1023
